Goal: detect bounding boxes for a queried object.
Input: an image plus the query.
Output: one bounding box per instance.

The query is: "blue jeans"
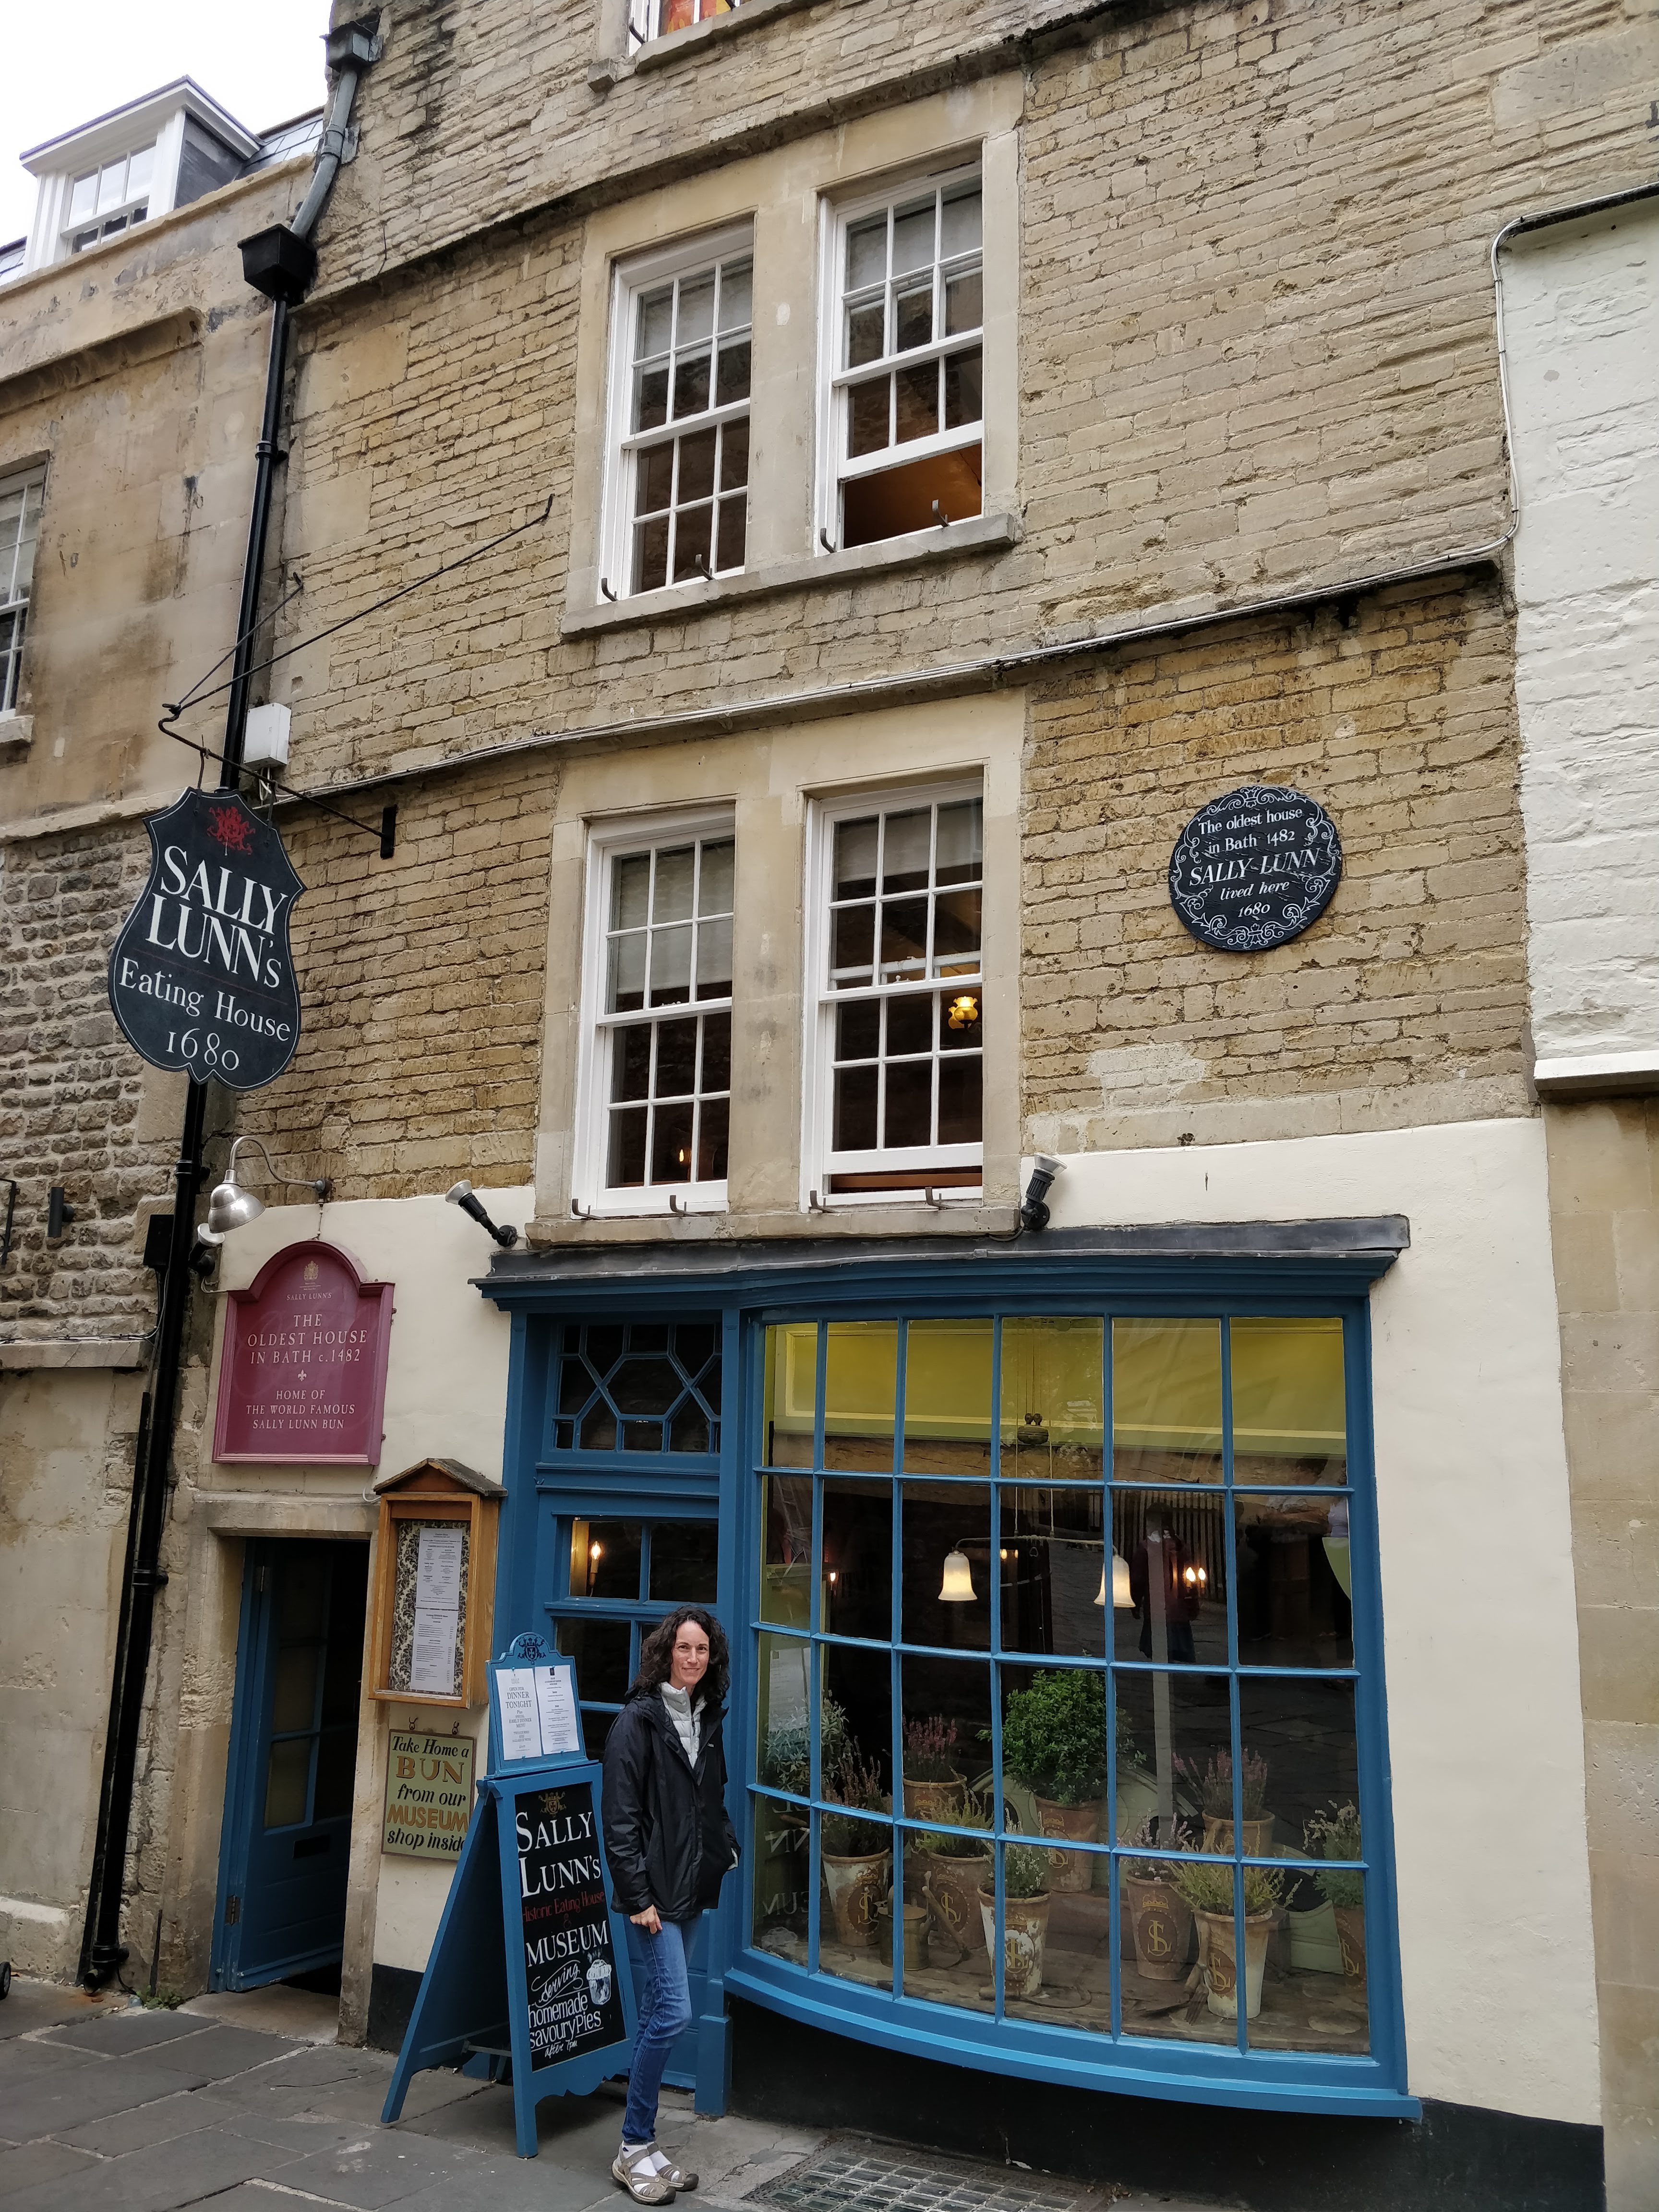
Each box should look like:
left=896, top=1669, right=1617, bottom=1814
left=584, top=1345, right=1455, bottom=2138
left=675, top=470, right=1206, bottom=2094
left=622, top=1916, right=696, bottom=2145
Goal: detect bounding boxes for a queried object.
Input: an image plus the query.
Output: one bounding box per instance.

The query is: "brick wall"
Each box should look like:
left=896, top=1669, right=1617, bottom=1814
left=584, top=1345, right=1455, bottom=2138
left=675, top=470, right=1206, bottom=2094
left=1021, top=572, right=1530, bottom=1149
left=233, top=755, right=558, bottom=1199
left=276, top=0, right=1654, bottom=798
left=0, top=826, right=182, bottom=1339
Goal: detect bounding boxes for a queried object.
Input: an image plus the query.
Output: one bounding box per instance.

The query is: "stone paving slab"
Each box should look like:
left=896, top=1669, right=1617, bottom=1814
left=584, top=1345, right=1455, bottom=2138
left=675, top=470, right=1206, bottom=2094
left=0, top=2140, right=102, bottom=2200
left=0, top=2036, right=105, bottom=2093
left=1, top=2054, right=223, bottom=2133
left=0, top=1984, right=121, bottom=2045
left=0, top=1984, right=1229, bottom=2212
left=0, top=2125, right=297, bottom=2212
left=36, top=2011, right=219, bottom=2056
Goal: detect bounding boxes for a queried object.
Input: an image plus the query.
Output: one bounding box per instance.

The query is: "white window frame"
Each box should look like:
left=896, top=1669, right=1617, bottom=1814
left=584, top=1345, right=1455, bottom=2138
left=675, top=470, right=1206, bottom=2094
left=814, top=159, right=985, bottom=554
left=626, top=0, right=749, bottom=44
left=802, top=777, right=985, bottom=1210
left=573, top=806, right=737, bottom=1218
left=63, top=144, right=155, bottom=254
left=598, top=224, right=755, bottom=604
left=0, top=463, right=46, bottom=717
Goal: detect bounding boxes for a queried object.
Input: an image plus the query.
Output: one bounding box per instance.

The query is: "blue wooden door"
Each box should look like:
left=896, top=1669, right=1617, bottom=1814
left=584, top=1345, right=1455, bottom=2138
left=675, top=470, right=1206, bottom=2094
left=213, top=1539, right=369, bottom=1991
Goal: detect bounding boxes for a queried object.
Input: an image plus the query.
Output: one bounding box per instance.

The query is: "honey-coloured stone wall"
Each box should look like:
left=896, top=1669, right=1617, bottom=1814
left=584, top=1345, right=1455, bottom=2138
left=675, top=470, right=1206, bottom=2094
left=1021, top=572, right=1530, bottom=1150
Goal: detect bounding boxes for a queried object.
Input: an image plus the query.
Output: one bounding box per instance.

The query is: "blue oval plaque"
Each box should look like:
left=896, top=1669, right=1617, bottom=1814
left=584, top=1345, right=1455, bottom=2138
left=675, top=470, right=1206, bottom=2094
left=1168, top=784, right=1341, bottom=953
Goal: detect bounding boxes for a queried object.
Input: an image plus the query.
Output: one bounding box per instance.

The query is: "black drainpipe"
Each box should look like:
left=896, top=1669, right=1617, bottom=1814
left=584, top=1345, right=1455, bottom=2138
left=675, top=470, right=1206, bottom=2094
left=79, top=15, right=381, bottom=1989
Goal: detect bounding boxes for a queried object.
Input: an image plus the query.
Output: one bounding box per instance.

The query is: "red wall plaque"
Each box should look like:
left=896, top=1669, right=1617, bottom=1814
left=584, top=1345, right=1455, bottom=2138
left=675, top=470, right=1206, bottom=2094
left=214, top=1239, right=394, bottom=1466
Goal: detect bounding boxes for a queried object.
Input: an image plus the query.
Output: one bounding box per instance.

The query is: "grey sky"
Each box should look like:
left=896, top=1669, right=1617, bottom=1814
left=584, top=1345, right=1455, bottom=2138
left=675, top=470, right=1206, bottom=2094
left=1, top=0, right=332, bottom=244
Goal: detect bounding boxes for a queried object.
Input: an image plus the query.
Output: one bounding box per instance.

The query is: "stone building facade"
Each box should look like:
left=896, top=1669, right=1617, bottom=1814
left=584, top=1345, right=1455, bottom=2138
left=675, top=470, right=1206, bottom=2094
left=2, top=4, right=1657, bottom=2208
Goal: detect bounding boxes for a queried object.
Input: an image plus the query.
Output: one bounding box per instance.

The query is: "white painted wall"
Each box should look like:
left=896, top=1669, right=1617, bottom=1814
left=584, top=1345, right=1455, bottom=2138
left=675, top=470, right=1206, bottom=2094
left=1507, top=201, right=1659, bottom=1068
left=203, top=1186, right=533, bottom=1999
left=1044, top=1117, right=1599, bottom=2127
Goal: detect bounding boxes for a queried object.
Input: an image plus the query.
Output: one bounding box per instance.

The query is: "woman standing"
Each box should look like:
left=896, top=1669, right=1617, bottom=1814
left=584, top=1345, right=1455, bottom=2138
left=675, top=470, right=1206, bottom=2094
left=601, top=1605, right=740, bottom=2204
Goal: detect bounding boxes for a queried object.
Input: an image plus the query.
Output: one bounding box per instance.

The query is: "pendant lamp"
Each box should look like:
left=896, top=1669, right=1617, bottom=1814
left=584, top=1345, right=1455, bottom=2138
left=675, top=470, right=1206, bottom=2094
left=938, top=1547, right=977, bottom=1602
left=1094, top=1550, right=1134, bottom=1608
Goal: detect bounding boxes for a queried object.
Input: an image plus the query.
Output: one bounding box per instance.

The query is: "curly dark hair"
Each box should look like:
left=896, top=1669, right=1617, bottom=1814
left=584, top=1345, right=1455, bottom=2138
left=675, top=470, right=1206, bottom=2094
left=631, top=1606, right=730, bottom=1707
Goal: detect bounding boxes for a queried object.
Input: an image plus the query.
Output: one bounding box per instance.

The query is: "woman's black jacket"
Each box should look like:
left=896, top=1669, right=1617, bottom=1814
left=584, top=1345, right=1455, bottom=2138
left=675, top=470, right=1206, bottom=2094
left=601, top=1685, right=741, bottom=1922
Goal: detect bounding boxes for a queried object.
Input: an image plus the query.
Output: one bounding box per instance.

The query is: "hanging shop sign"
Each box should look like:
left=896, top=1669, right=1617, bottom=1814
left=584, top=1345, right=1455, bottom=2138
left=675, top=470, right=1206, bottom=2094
left=108, top=787, right=305, bottom=1090
left=213, top=1239, right=393, bottom=1465
left=383, top=1729, right=477, bottom=1862
left=1168, top=784, right=1341, bottom=953
left=381, top=1652, right=636, bottom=2160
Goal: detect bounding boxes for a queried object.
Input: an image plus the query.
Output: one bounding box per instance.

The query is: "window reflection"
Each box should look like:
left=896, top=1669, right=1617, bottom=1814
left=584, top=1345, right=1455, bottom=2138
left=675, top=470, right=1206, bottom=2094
left=1231, top=1317, right=1346, bottom=1485
left=822, top=1477, right=891, bottom=1639
left=902, top=1318, right=991, bottom=1473
left=824, top=1320, right=897, bottom=1469
left=999, top=1488, right=1108, bottom=1658
left=1235, top=1494, right=1352, bottom=1666
left=1112, top=1493, right=1225, bottom=1667
left=749, top=1313, right=1371, bottom=2060
left=1112, top=1319, right=1222, bottom=1485
left=999, top=1317, right=1103, bottom=1480
left=901, top=1481, right=991, bottom=1649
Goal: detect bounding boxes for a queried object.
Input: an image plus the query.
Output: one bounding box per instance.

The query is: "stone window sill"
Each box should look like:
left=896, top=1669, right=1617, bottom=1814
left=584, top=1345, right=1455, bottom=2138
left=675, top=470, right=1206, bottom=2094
left=590, top=0, right=842, bottom=91
left=0, top=712, right=34, bottom=759
left=563, top=510, right=1021, bottom=638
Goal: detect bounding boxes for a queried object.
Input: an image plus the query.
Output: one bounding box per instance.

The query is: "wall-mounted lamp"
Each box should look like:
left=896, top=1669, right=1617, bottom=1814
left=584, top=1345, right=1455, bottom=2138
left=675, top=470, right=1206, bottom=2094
left=198, top=1137, right=331, bottom=1244
left=1019, top=1153, right=1065, bottom=1232
left=938, top=1547, right=977, bottom=1603
left=47, top=1186, right=77, bottom=1239
left=946, top=993, right=980, bottom=1030
left=445, top=1180, right=519, bottom=1249
left=1094, top=1550, right=1134, bottom=1608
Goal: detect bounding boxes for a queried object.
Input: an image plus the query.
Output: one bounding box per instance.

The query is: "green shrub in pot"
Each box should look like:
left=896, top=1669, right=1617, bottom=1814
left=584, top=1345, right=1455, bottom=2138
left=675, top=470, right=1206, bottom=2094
left=999, top=1670, right=1117, bottom=1805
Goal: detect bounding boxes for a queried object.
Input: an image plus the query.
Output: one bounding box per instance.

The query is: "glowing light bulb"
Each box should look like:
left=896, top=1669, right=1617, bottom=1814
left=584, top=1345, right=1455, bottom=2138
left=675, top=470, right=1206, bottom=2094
left=946, top=993, right=980, bottom=1030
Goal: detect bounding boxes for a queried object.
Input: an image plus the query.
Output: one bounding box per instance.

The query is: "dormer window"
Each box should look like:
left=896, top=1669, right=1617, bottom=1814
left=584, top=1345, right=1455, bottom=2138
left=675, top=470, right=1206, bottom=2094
left=15, top=80, right=266, bottom=280
left=66, top=145, right=154, bottom=252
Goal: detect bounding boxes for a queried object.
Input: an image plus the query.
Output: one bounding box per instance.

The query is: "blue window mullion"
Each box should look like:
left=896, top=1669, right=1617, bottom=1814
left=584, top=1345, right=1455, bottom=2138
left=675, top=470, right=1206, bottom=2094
left=890, top=1320, right=908, bottom=2002
left=1103, top=1310, right=1122, bottom=2041
left=1219, top=1316, right=1249, bottom=2056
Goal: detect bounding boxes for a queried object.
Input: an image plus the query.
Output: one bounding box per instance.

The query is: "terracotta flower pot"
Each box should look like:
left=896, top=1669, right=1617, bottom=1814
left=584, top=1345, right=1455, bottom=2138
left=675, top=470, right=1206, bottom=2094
left=919, top=1853, right=993, bottom=1958
left=1123, top=1873, right=1194, bottom=1981
left=821, top=1847, right=891, bottom=1948
left=1202, top=1813, right=1274, bottom=1858
left=902, top=1773, right=963, bottom=1821
left=1334, top=1903, right=1367, bottom=1982
left=977, top=1886, right=1051, bottom=1999
left=1031, top=1794, right=1099, bottom=1892
left=1194, top=1908, right=1273, bottom=2020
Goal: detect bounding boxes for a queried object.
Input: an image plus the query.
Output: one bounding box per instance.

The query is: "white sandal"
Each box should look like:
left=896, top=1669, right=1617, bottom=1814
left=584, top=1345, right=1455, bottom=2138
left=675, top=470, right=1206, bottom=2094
left=612, top=2142, right=676, bottom=2204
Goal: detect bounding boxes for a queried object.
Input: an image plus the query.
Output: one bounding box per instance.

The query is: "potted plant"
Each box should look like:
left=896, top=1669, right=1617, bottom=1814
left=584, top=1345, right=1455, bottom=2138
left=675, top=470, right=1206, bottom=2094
left=1120, top=1819, right=1197, bottom=1981
left=913, top=1789, right=994, bottom=1956
left=819, top=1751, right=891, bottom=1948
left=1179, top=1750, right=1273, bottom=1857
left=1172, top=1857, right=1285, bottom=2021
left=1305, top=1802, right=1365, bottom=1983
left=902, top=1713, right=963, bottom=1821
left=978, top=1840, right=1053, bottom=1999
left=762, top=1695, right=850, bottom=1802
left=1001, top=1670, right=1110, bottom=1891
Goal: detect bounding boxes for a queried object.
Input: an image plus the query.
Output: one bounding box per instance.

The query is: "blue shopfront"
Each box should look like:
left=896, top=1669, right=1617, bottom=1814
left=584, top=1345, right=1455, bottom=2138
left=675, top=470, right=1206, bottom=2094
left=479, top=1219, right=1447, bottom=2183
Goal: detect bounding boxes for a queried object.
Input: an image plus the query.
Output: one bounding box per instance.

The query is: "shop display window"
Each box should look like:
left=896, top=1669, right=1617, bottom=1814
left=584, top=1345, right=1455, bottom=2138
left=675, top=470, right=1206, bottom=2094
left=747, top=1310, right=1377, bottom=2079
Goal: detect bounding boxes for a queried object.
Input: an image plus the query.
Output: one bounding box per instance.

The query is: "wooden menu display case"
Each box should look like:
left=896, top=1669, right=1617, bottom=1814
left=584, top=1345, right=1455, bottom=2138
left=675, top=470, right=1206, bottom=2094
left=368, top=1458, right=505, bottom=1710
